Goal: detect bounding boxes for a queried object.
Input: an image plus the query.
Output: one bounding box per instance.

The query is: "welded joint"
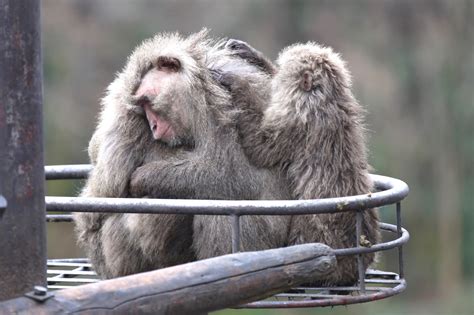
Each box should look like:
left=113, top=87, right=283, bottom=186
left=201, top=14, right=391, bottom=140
left=24, top=286, right=54, bottom=302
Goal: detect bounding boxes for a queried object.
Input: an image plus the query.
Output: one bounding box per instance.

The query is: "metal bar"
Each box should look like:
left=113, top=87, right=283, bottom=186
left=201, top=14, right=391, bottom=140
left=356, top=211, right=366, bottom=293
left=0, top=0, right=46, bottom=301
left=45, top=164, right=92, bottom=180
left=45, top=164, right=409, bottom=207
left=45, top=174, right=409, bottom=215
left=48, top=283, right=78, bottom=291
left=46, top=214, right=73, bottom=222
left=241, top=279, right=407, bottom=308
left=396, top=202, right=404, bottom=278
left=364, top=279, right=402, bottom=284
left=275, top=287, right=393, bottom=299
left=275, top=293, right=343, bottom=299
left=365, top=269, right=398, bottom=278
left=48, top=265, right=95, bottom=281
left=48, top=261, right=90, bottom=265
left=46, top=278, right=99, bottom=284
left=47, top=285, right=76, bottom=290
left=231, top=214, right=241, bottom=253
left=333, top=223, right=409, bottom=256
left=47, top=270, right=96, bottom=276
left=291, top=285, right=396, bottom=292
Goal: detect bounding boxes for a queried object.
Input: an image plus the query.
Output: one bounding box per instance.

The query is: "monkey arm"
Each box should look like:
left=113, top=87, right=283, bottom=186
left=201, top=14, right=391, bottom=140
left=129, top=143, right=267, bottom=201
left=129, top=159, right=193, bottom=199
left=87, top=110, right=151, bottom=198
left=87, top=131, right=102, bottom=165
left=215, top=72, right=290, bottom=168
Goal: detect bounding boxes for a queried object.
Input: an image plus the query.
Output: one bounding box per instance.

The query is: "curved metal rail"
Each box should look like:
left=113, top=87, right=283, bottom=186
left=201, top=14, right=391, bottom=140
left=45, top=165, right=409, bottom=215
left=45, top=164, right=409, bottom=308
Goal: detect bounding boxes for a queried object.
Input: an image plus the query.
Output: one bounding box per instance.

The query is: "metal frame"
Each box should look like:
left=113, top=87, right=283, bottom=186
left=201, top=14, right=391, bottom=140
left=45, top=164, right=410, bottom=308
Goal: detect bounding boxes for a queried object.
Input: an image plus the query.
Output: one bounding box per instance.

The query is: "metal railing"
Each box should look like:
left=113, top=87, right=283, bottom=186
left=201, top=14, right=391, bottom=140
left=44, top=164, right=410, bottom=308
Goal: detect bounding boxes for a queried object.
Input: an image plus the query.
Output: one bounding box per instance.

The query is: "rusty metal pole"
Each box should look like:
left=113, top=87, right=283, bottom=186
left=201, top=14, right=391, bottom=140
left=0, top=0, right=46, bottom=300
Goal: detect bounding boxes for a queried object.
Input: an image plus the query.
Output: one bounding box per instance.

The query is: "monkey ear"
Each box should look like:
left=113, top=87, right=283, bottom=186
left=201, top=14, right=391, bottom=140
left=186, top=28, right=212, bottom=58
left=187, top=28, right=211, bottom=48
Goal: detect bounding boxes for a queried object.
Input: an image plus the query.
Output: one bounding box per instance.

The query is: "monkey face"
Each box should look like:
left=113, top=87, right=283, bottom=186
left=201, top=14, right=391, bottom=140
left=131, top=56, right=195, bottom=148
left=134, top=57, right=180, bottom=142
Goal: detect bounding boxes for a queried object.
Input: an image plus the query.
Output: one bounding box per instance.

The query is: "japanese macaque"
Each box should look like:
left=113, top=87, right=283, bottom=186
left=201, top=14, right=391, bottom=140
left=74, top=30, right=291, bottom=279
left=216, top=40, right=381, bottom=286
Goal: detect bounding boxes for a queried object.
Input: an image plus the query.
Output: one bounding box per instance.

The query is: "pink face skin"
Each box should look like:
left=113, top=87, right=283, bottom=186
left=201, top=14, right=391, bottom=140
left=134, top=59, right=180, bottom=142
left=142, top=102, right=175, bottom=141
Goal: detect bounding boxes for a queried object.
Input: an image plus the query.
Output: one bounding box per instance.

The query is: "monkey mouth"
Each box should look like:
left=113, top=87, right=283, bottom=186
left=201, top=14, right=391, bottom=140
left=143, top=104, right=175, bottom=141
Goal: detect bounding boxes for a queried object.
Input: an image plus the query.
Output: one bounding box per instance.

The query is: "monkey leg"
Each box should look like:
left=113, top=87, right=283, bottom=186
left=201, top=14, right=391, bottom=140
left=73, top=212, right=110, bottom=278
left=98, top=214, right=148, bottom=278
left=123, top=214, right=196, bottom=269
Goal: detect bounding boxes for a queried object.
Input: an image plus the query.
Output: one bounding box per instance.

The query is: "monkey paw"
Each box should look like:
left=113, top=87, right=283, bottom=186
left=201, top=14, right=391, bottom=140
left=225, top=38, right=275, bottom=74
left=226, top=39, right=262, bottom=65
left=210, top=69, right=237, bottom=91
left=129, top=166, right=150, bottom=198
left=225, top=39, right=253, bottom=55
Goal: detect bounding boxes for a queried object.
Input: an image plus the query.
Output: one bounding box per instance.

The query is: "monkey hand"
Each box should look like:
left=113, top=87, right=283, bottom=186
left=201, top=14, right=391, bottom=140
left=225, top=39, right=276, bottom=74
left=129, top=164, right=156, bottom=198
left=210, top=69, right=237, bottom=92
left=225, top=39, right=255, bottom=57
left=129, top=161, right=193, bottom=199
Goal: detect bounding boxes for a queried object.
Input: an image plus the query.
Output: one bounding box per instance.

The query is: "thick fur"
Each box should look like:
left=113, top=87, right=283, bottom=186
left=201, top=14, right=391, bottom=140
left=218, top=41, right=381, bottom=286
left=75, top=31, right=291, bottom=279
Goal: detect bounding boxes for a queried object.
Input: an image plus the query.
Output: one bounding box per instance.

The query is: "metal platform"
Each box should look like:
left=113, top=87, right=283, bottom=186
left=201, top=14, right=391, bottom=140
left=46, top=259, right=404, bottom=308
left=44, top=165, right=410, bottom=309
left=46, top=220, right=408, bottom=308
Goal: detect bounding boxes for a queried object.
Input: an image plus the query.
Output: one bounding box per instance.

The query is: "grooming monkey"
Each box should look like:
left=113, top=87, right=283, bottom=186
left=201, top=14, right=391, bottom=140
left=215, top=40, right=381, bottom=286
left=75, top=31, right=291, bottom=279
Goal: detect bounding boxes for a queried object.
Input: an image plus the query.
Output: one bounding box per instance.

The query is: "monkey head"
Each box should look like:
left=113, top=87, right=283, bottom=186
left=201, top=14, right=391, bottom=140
left=102, top=30, right=216, bottom=148
left=268, top=43, right=355, bottom=125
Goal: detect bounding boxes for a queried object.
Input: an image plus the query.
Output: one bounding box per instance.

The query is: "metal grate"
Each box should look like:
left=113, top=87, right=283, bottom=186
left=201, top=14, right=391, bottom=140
left=45, top=164, right=409, bottom=308
left=46, top=259, right=404, bottom=308
left=47, top=260, right=98, bottom=290
left=242, top=269, right=405, bottom=308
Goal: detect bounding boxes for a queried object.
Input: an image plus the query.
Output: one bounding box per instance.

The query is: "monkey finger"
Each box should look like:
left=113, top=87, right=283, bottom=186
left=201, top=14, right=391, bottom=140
left=225, top=38, right=251, bottom=51
left=210, top=69, right=234, bottom=91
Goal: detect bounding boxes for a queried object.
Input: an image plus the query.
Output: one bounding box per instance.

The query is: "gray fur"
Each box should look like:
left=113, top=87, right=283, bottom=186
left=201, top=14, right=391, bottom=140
left=217, top=41, right=381, bottom=286
left=75, top=30, right=291, bottom=279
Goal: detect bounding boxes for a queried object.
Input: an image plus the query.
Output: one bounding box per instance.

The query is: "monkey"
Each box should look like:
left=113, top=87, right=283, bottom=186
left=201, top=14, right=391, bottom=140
left=213, top=40, right=381, bottom=286
left=74, top=30, right=291, bottom=279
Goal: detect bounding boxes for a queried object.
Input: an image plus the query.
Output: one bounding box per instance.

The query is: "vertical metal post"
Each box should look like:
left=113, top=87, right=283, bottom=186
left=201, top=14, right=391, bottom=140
left=356, top=211, right=366, bottom=293
left=231, top=215, right=241, bottom=253
left=396, top=202, right=404, bottom=278
left=0, top=0, right=46, bottom=300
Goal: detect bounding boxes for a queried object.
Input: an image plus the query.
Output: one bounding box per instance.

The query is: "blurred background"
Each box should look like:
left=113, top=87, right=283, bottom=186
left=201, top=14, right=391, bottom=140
left=42, top=1, right=473, bottom=314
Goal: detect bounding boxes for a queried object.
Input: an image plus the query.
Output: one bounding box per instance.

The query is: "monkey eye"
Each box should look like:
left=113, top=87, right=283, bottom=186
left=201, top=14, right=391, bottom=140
left=156, top=56, right=181, bottom=72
